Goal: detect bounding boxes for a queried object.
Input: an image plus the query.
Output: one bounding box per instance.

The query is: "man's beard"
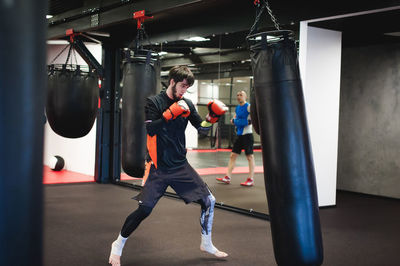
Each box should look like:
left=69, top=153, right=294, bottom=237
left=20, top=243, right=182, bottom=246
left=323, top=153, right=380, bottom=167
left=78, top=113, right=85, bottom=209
left=172, top=84, right=181, bottom=101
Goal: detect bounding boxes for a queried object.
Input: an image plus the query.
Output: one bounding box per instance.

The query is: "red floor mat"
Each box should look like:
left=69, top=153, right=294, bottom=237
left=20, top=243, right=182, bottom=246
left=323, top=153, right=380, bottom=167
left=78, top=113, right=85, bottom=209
left=43, top=166, right=139, bottom=184
left=43, top=166, right=95, bottom=184
left=196, top=166, right=263, bottom=175
left=43, top=165, right=263, bottom=184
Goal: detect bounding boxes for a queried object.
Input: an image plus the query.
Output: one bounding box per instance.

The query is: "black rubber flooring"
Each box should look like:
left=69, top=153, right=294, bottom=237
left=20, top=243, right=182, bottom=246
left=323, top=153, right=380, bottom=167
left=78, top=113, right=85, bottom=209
left=124, top=172, right=268, bottom=214
left=44, top=183, right=400, bottom=266
left=123, top=151, right=268, bottom=213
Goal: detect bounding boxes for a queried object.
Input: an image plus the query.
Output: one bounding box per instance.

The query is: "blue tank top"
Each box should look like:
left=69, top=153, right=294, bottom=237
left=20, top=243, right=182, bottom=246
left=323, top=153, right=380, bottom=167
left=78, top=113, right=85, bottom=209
left=234, top=102, right=252, bottom=135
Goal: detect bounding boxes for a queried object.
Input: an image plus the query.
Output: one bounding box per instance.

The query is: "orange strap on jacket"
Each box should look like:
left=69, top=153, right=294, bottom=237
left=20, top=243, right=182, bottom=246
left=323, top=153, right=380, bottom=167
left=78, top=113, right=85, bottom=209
left=147, top=134, right=157, bottom=168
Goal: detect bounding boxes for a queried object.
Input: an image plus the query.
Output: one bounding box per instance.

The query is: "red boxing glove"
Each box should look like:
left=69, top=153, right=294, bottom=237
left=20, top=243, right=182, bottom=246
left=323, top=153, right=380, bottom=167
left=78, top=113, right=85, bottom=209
left=163, top=100, right=190, bottom=121
left=206, top=99, right=228, bottom=123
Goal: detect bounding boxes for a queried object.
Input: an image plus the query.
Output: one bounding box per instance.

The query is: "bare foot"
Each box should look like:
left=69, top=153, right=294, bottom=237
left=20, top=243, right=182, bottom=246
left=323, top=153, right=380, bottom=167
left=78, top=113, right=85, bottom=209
left=109, top=242, right=122, bottom=265
left=200, top=245, right=229, bottom=258
left=109, top=253, right=121, bottom=265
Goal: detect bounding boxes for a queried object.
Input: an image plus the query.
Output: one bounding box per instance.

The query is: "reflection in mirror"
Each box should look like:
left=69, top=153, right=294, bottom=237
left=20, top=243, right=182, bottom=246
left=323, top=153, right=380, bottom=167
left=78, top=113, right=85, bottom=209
left=120, top=75, right=269, bottom=215
left=186, top=150, right=267, bottom=214
left=192, top=76, right=267, bottom=214
left=119, top=32, right=269, bottom=216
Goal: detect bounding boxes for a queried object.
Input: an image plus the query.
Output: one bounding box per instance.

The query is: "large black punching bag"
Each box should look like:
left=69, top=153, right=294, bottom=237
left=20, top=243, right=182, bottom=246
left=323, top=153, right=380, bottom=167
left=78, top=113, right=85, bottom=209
left=121, top=50, right=159, bottom=177
left=250, top=85, right=260, bottom=135
left=0, top=0, right=47, bottom=265
left=248, top=31, right=323, bottom=265
left=46, top=65, right=98, bottom=138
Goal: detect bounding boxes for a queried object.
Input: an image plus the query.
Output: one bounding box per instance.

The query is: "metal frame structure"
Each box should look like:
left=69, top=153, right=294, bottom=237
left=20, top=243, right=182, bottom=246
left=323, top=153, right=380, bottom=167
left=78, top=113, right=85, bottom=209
left=67, top=31, right=122, bottom=184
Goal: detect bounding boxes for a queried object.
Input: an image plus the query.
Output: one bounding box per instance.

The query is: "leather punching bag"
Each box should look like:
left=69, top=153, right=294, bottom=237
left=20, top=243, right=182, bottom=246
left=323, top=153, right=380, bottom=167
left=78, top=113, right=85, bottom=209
left=0, top=0, right=46, bottom=264
left=46, top=65, right=98, bottom=138
left=250, top=85, right=260, bottom=135
left=248, top=31, right=323, bottom=265
left=121, top=50, right=159, bottom=177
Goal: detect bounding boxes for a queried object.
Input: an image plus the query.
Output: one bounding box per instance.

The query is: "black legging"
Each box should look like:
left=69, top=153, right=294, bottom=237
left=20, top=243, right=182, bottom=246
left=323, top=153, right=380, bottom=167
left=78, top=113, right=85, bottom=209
left=120, top=194, right=214, bottom=238
left=120, top=204, right=152, bottom=238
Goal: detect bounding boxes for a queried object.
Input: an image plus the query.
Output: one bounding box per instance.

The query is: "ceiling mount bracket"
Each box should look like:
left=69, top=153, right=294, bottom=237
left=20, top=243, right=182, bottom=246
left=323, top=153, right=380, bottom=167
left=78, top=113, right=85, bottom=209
left=133, top=10, right=153, bottom=29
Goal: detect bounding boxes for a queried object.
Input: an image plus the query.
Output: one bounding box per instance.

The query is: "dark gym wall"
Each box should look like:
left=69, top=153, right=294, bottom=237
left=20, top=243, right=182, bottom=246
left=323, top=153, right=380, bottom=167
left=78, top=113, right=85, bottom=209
left=337, top=42, right=400, bottom=199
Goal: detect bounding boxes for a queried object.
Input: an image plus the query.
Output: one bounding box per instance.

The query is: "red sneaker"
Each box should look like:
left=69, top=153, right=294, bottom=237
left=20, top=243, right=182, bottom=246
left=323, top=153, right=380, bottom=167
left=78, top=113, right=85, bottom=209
left=216, top=176, right=231, bottom=184
left=240, top=178, right=254, bottom=186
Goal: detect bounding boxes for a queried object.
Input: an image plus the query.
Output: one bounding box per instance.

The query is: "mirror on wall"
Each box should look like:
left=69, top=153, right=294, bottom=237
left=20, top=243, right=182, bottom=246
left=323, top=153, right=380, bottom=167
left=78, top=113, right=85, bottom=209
left=120, top=75, right=268, bottom=215
left=119, top=33, right=269, bottom=215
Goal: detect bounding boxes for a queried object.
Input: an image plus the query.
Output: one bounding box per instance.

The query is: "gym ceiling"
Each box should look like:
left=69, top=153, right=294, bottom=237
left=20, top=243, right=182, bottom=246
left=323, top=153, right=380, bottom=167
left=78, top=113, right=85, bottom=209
left=47, top=0, right=400, bottom=75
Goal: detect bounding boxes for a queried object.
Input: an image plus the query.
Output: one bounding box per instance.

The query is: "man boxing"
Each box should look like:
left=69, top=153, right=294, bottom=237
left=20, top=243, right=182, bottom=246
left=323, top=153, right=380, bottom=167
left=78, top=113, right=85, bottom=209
left=109, top=65, right=228, bottom=265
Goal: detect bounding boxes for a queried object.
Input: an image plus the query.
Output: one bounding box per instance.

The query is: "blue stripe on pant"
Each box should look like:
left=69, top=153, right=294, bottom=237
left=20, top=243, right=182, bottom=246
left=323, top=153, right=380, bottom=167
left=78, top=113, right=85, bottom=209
left=200, top=192, right=215, bottom=235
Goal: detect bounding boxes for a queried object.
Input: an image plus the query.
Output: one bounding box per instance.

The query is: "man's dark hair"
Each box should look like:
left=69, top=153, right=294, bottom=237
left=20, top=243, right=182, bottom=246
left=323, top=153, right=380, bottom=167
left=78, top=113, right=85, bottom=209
left=168, top=65, right=194, bottom=86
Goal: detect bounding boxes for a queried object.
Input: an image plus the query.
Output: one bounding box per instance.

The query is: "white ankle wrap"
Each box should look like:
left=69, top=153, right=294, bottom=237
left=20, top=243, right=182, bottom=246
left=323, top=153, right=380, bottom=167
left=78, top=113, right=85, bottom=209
left=201, top=233, right=218, bottom=254
left=111, top=233, right=128, bottom=256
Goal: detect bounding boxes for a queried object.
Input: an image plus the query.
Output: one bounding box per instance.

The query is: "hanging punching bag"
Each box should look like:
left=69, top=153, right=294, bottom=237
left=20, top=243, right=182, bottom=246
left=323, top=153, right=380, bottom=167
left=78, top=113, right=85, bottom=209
left=0, top=1, right=46, bottom=264
left=46, top=65, right=98, bottom=138
left=250, top=85, right=260, bottom=135
left=248, top=31, right=323, bottom=265
left=121, top=50, right=159, bottom=177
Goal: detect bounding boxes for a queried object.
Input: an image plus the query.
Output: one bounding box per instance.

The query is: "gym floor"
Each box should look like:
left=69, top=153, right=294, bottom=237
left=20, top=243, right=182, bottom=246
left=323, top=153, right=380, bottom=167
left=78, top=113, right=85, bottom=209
left=44, top=184, right=400, bottom=266
left=122, top=150, right=268, bottom=213
left=43, top=151, right=400, bottom=266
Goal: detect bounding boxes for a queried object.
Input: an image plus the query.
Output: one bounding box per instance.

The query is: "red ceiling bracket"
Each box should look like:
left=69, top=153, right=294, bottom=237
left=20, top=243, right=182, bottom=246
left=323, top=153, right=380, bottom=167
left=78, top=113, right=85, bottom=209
left=133, top=10, right=153, bottom=29
left=66, top=28, right=78, bottom=42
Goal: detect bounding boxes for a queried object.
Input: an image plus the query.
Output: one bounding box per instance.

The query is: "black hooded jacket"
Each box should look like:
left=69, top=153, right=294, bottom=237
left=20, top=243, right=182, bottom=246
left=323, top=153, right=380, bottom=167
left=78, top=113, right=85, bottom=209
left=145, top=91, right=203, bottom=170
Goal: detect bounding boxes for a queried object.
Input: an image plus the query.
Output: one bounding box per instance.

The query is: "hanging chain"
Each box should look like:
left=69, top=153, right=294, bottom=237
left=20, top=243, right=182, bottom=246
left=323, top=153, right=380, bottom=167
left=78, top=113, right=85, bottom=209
left=248, top=0, right=280, bottom=37
left=264, top=0, right=280, bottom=30
left=248, top=2, right=265, bottom=36
left=142, top=24, right=156, bottom=53
left=73, top=48, right=78, bottom=66
left=49, top=44, right=71, bottom=65
left=65, top=44, right=73, bottom=66
left=128, top=24, right=153, bottom=52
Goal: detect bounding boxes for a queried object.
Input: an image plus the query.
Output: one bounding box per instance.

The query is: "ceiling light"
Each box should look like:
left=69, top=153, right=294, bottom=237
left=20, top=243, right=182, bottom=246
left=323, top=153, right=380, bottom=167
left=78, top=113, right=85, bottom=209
left=46, top=15, right=53, bottom=19
left=184, top=36, right=210, bottom=42
left=46, top=40, right=69, bottom=45
left=384, top=32, right=400, bottom=37
left=152, top=51, right=168, bottom=56
left=255, top=35, right=280, bottom=41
